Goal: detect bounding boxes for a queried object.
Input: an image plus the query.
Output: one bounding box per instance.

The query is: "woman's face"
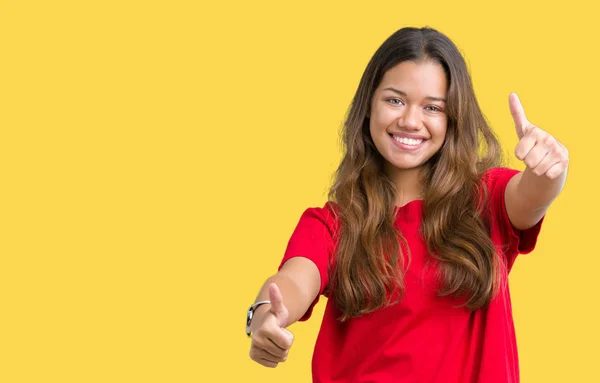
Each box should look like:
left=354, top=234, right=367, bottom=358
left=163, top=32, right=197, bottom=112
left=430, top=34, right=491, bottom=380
left=369, top=60, right=448, bottom=176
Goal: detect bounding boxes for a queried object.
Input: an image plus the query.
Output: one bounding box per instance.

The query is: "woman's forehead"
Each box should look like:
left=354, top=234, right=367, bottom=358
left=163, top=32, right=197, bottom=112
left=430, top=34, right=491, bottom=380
left=377, top=61, right=448, bottom=98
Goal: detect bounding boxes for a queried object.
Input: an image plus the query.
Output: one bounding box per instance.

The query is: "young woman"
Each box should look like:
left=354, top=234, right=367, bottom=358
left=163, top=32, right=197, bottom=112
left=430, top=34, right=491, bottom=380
left=245, top=26, right=568, bottom=383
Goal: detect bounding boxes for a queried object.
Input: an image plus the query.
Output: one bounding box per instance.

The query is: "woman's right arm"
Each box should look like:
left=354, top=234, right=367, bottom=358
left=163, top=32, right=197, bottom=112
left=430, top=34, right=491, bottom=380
left=248, top=256, right=321, bottom=368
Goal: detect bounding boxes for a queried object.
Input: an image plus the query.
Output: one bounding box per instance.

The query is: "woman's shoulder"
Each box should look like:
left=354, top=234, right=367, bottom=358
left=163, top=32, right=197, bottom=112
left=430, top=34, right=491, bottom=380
left=481, top=167, right=520, bottom=186
left=482, top=166, right=519, bottom=177
left=297, top=201, right=341, bottom=234
left=300, top=201, right=338, bottom=214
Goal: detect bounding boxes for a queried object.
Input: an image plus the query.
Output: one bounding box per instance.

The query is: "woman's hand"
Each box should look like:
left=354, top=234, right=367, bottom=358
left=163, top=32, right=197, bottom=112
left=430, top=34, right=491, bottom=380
left=510, top=92, right=569, bottom=179
left=249, top=283, right=294, bottom=368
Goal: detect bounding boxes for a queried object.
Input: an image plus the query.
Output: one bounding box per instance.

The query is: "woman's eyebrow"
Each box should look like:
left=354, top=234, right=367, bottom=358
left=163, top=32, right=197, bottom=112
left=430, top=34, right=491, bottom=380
left=382, top=87, right=447, bottom=103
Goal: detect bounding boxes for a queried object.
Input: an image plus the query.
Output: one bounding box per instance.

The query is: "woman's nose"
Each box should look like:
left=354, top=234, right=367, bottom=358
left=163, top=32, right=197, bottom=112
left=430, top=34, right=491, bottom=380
left=397, top=107, right=421, bottom=131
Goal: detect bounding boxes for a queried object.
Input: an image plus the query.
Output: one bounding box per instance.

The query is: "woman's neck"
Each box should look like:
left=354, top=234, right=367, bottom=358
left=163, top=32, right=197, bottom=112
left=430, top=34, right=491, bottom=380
left=384, top=164, right=426, bottom=206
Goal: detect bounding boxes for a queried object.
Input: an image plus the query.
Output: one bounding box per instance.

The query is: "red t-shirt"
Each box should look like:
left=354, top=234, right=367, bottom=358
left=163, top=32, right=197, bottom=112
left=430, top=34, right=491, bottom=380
left=278, top=167, right=544, bottom=383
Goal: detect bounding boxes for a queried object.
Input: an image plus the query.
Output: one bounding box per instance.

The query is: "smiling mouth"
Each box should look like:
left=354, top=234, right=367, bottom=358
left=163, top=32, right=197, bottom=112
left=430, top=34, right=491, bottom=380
left=390, top=134, right=425, bottom=146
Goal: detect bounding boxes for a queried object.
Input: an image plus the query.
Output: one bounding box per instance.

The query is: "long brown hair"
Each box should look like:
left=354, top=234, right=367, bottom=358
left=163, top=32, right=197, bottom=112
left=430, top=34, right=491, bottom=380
left=328, top=27, right=503, bottom=320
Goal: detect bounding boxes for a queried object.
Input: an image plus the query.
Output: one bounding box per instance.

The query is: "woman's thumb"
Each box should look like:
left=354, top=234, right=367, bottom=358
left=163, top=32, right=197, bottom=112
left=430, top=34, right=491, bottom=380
left=268, top=283, right=288, bottom=327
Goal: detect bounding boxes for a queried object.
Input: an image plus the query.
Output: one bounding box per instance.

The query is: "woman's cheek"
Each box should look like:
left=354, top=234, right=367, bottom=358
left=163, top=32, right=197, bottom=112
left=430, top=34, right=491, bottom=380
left=379, top=108, right=398, bottom=124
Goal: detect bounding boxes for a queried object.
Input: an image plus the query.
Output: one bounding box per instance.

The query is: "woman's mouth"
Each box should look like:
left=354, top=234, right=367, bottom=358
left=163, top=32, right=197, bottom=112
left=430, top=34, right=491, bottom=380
left=389, top=134, right=426, bottom=150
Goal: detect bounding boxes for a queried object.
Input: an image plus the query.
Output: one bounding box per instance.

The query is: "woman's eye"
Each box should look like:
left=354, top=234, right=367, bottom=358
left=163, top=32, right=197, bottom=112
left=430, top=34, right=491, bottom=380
left=387, top=98, right=403, bottom=105
left=425, top=105, right=443, bottom=112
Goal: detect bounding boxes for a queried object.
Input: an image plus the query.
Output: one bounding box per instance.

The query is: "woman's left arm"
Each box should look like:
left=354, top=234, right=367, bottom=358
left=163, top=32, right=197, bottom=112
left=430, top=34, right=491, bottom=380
left=504, top=92, right=569, bottom=231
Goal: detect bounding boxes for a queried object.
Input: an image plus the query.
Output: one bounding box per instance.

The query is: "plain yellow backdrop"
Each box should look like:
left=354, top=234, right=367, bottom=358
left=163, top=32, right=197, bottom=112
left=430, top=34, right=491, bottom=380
left=1, top=0, right=598, bottom=382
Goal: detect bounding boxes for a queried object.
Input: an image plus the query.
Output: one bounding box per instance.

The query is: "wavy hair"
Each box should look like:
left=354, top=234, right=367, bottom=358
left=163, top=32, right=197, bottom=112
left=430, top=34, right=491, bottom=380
left=328, top=27, right=503, bottom=320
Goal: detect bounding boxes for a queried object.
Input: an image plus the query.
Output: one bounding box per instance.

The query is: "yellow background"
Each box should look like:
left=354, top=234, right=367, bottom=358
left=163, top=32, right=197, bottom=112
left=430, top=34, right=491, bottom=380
left=1, top=0, right=598, bottom=382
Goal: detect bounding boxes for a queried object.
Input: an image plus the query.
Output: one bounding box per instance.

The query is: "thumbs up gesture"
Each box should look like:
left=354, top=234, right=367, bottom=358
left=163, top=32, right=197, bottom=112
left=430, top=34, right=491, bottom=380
left=509, top=92, right=569, bottom=179
left=249, top=283, right=295, bottom=368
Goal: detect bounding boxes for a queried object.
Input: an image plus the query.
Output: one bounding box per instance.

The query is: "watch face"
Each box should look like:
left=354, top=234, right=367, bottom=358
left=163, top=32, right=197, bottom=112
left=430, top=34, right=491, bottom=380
left=246, top=307, right=254, bottom=336
left=247, top=308, right=253, bottom=324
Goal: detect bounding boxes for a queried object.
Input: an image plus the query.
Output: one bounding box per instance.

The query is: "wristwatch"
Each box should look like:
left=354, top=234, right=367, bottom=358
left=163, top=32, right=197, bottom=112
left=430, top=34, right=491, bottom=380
left=246, top=300, right=271, bottom=336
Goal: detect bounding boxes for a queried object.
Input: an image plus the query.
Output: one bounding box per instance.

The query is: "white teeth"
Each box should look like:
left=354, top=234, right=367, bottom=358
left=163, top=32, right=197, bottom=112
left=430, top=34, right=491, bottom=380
left=393, top=136, right=423, bottom=146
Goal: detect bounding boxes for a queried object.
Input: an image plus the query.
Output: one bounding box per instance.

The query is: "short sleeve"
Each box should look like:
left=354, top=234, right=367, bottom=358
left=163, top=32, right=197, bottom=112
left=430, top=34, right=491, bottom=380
left=483, top=167, right=545, bottom=269
left=277, top=202, right=338, bottom=321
